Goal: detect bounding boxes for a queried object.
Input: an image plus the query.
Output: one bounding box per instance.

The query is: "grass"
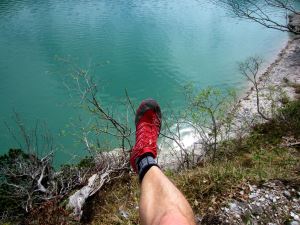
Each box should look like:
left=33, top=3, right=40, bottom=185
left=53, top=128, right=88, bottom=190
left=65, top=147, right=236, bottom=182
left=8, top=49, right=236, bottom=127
left=9, top=99, right=297, bottom=224
left=83, top=173, right=140, bottom=225
left=82, top=100, right=300, bottom=224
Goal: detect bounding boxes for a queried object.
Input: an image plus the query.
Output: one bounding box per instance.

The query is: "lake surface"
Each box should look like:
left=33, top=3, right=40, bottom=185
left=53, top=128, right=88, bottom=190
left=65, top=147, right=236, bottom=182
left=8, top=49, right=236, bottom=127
left=0, top=0, right=288, bottom=166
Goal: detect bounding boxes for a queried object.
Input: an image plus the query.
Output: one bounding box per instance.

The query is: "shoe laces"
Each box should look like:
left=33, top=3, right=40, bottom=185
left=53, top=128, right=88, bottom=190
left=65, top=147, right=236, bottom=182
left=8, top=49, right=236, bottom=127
left=135, top=119, right=160, bottom=150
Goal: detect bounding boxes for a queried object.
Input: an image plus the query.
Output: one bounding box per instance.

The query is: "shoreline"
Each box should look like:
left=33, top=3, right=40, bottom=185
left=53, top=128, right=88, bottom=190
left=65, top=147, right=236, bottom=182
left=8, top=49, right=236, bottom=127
left=158, top=34, right=300, bottom=170
left=238, top=35, right=290, bottom=101
left=236, top=35, right=300, bottom=123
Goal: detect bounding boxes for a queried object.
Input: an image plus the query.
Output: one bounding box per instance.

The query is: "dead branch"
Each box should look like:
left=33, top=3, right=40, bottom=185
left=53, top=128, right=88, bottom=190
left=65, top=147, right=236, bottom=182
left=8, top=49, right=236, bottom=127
left=217, top=0, right=300, bottom=34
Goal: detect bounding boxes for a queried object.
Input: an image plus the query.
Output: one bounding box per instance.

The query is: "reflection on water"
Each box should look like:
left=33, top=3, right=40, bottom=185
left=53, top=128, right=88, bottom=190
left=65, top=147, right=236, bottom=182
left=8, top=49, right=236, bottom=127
left=0, top=0, right=288, bottom=166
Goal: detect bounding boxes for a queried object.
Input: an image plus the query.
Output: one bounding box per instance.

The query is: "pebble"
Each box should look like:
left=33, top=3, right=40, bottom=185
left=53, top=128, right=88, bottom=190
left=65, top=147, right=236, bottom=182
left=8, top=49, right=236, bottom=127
left=195, top=214, right=202, bottom=223
left=229, top=202, right=241, bottom=214
left=259, top=197, right=266, bottom=201
left=119, top=209, right=129, bottom=219
left=234, top=213, right=240, bottom=219
left=249, top=193, right=258, bottom=199
left=291, top=212, right=300, bottom=221
left=291, top=221, right=300, bottom=225
left=249, top=185, right=256, bottom=192
left=283, top=190, right=291, bottom=198
left=213, top=180, right=300, bottom=224
left=252, top=205, right=263, bottom=215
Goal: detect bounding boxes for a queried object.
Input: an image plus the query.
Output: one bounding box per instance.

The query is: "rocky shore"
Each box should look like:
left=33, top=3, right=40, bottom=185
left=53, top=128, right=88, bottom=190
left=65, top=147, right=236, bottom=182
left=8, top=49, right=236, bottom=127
left=158, top=34, right=300, bottom=170
left=235, top=35, right=300, bottom=125
left=158, top=19, right=300, bottom=225
left=198, top=18, right=300, bottom=225
left=200, top=180, right=300, bottom=225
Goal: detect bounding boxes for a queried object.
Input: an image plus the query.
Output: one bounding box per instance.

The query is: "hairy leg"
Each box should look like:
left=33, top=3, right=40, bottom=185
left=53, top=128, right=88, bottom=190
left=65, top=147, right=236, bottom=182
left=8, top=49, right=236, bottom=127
left=139, top=166, right=195, bottom=225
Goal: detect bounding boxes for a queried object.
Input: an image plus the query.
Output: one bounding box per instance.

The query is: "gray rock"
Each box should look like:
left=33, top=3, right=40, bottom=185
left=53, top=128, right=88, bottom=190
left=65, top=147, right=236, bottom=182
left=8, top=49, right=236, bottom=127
left=284, top=190, right=291, bottom=198
left=259, top=197, right=266, bottom=202
left=291, top=221, right=300, bottom=225
left=291, top=211, right=300, bottom=221
left=252, top=205, right=263, bottom=215
left=229, top=202, right=241, bottom=214
left=195, top=214, right=202, bottom=223
left=249, top=193, right=258, bottom=199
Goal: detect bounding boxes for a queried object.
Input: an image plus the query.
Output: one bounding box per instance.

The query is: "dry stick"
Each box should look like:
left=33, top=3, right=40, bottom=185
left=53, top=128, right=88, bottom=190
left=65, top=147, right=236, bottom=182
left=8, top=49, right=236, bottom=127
left=4, top=121, right=23, bottom=149
left=283, top=142, right=300, bottom=147
left=125, top=88, right=136, bottom=115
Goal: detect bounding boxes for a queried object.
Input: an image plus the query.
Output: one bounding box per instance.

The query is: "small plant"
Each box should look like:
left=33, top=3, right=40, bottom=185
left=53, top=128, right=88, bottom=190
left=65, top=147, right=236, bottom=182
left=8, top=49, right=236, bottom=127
left=239, top=57, right=271, bottom=121
left=183, top=84, right=237, bottom=162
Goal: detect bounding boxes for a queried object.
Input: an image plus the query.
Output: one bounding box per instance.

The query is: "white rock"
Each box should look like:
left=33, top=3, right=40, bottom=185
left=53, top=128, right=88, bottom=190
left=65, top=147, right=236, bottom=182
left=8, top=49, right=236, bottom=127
left=291, top=212, right=300, bottom=221
left=291, top=221, right=300, bottom=225
left=283, top=190, right=291, bottom=198
left=249, top=193, right=258, bottom=199
left=119, top=209, right=129, bottom=219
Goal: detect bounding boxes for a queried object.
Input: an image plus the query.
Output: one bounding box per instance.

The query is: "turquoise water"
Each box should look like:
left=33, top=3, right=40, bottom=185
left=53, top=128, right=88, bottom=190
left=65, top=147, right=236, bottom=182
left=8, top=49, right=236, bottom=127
left=0, top=0, right=288, bottom=166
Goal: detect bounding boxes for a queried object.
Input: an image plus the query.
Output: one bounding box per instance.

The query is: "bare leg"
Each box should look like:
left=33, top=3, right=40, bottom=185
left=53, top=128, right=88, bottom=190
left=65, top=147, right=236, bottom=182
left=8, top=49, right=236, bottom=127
left=129, top=99, right=195, bottom=225
left=139, top=166, right=195, bottom=225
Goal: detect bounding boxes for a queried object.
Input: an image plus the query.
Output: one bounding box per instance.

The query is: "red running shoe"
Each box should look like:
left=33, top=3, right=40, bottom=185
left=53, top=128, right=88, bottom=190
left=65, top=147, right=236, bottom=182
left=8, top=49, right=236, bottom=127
left=130, top=99, right=162, bottom=173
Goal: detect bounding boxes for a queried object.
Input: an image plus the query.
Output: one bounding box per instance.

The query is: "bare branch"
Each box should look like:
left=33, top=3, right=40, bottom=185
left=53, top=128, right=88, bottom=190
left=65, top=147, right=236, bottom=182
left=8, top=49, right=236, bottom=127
left=239, top=57, right=271, bottom=120
left=217, top=0, right=300, bottom=34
